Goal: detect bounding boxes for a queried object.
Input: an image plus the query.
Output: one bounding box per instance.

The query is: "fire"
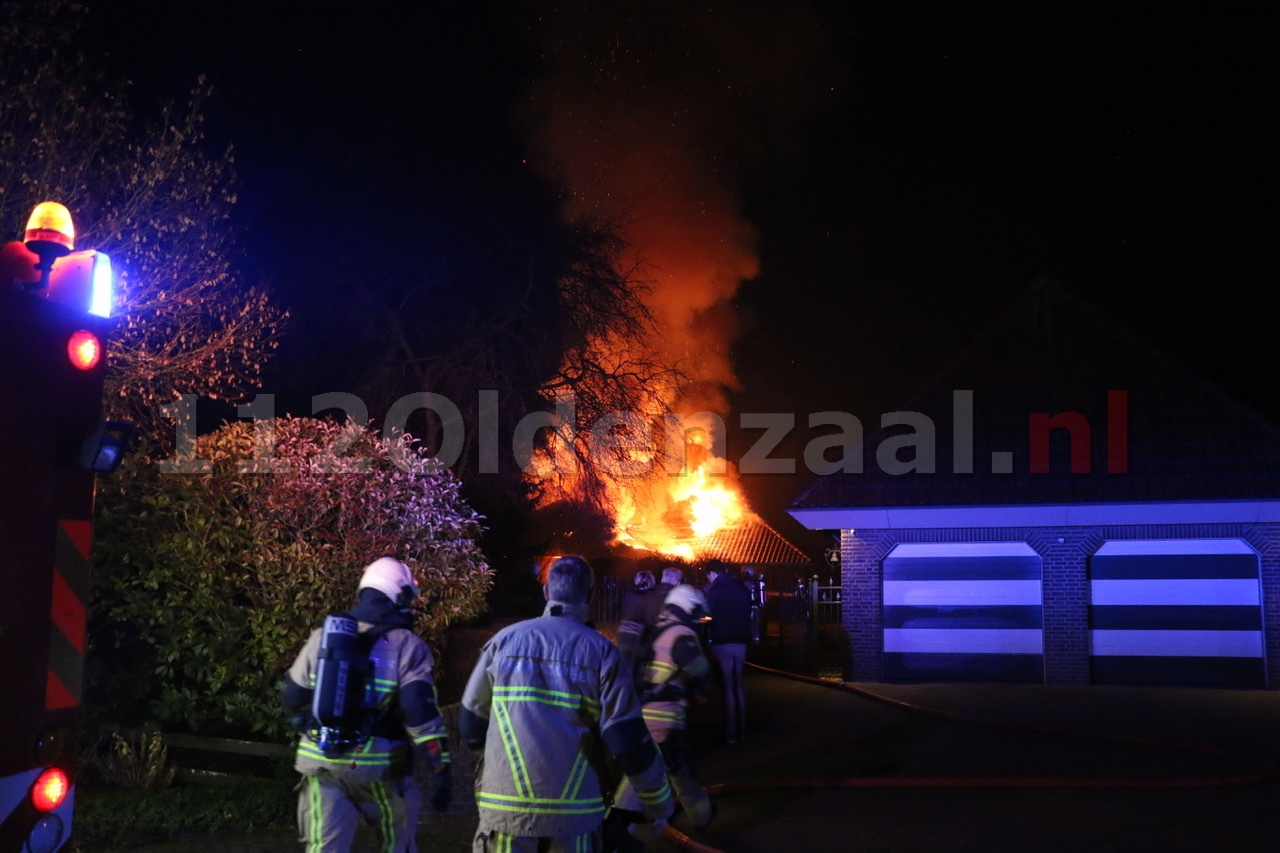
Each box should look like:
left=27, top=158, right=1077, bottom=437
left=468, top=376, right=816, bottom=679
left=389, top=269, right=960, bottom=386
left=533, top=413, right=751, bottom=559
left=520, top=7, right=800, bottom=557
left=659, top=428, right=746, bottom=542
left=671, top=465, right=746, bottom=539
left=610, top=466, right=750, bottom=559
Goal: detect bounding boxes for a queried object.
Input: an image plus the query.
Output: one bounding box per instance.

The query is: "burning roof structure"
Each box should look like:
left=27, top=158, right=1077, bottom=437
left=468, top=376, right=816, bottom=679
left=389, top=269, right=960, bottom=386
left=688, top=515, right=812, bottom=567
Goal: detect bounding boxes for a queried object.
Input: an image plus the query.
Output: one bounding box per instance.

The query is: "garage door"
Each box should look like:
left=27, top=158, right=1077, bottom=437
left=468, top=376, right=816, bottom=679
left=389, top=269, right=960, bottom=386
left=1090, top=539, right=1265, bottom=687
left=883, top=542, right=1043, bottom=682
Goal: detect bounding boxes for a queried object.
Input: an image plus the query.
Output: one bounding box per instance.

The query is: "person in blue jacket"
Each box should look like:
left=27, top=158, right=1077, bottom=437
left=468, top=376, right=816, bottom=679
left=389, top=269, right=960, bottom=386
left=703, top=559, right=752, bottom=744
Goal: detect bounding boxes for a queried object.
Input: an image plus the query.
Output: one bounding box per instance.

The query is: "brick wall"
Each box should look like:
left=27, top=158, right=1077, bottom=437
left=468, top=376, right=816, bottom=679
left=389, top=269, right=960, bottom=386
left=838, top=522, right=1280, bottom=688
left=841, top=528, right=889, bottom=681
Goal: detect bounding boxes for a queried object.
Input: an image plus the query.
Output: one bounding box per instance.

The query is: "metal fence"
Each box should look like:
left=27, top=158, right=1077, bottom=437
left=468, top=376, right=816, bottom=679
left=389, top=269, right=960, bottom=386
left=592, top=574, right=842, bottom=630
left=754, top=576, right=848, bottom=681
left=590, top=575, right=625, bottom=627
left=593, top=573, right=848, bottom=681
left=812, top=576, right=843, bottom=625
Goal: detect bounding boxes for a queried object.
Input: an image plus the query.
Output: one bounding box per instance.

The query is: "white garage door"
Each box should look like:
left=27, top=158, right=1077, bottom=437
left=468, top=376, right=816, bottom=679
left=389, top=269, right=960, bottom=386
left=883, top=542, right=1043, bottom=682
left=1090, top=539, right=1265, bottom=687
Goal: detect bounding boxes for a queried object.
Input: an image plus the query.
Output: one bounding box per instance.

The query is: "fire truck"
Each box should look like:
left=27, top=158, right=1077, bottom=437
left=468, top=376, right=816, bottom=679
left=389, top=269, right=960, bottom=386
left=0, top=203, right=121, bottom=852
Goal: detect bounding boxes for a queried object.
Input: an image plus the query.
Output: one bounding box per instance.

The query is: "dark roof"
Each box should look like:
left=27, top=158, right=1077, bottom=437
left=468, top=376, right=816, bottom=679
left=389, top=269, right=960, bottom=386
left=792, top=281, right=1280, bottom=510
left=692, top=516, right=814, bottom=565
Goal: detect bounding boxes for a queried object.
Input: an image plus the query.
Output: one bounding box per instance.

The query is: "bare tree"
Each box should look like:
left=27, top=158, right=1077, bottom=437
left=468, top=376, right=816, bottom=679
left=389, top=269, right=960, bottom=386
left=0, top=1, right=285, bottom=448
left=334, top=212, right=682, bottom=514
left=532, top=220, right=684, bottom=507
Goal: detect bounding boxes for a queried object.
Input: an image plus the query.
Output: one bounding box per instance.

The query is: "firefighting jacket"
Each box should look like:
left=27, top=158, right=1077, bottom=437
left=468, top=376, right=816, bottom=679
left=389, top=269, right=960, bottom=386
left=460, top=600, right=674, bottom=837
left=284, top=620, right=449, bottom=785
left=637, top=609, right=713, bottom=734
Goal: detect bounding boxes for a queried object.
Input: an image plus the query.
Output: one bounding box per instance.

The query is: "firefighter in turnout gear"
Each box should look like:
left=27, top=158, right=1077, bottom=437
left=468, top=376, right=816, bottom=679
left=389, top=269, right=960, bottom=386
left=615, top=584, right=716, bottom=833
left=282, top=557, right=452, bottom=852
left=460, top=555, right=674, bottom=852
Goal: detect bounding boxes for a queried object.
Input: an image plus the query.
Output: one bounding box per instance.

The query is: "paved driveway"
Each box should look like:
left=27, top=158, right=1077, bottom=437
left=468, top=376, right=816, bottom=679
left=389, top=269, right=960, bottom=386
left=663, top=669, right=1280, bottom=852
left=101, top=669, right=1280, bottom=852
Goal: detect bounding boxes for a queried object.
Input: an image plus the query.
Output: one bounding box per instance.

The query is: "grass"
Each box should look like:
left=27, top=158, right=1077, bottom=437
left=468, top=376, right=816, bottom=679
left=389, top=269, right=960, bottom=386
left=72, top=725, right=296, bottom=850
left=71, top=777, right=295, bottom=850
left=70, top=621, right=505, bottom=851
left=74, top=780, right=480, bottom=852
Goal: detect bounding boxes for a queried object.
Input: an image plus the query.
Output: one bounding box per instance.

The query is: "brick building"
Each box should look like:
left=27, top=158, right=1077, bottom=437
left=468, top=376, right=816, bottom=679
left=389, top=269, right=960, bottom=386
left=788, top=282, right=1280, bottom=687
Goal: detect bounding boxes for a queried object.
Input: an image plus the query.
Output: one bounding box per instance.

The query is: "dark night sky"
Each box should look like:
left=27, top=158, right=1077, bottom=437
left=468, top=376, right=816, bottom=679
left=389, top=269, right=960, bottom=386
left=88, top=2, right=1277, bottom=554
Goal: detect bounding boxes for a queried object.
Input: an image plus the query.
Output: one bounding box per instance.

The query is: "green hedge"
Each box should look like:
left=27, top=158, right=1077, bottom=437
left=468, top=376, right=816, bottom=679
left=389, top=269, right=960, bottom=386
left=89, top=417, right=493, bottom=739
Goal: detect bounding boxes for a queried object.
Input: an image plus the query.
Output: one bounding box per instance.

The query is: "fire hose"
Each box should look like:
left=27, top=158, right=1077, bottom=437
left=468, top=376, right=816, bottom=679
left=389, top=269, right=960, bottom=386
left=656, top=662, right=1280, bottom=853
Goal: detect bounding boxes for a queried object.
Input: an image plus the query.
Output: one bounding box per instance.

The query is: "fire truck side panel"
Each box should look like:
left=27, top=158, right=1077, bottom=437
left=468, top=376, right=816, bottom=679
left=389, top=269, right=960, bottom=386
left=0, top=286, right=107, bottom=851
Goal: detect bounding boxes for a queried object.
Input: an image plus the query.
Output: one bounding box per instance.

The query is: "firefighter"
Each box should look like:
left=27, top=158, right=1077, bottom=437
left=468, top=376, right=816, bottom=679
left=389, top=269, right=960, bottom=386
left=282, top=556, right=452, bottom=852
left=460, top=555, right=673, bottom=852
left=615, top=584, right=716, bottom=833
left=615, top=568, right=657, bottom=671
left=616, top=566, right=682, bottom=671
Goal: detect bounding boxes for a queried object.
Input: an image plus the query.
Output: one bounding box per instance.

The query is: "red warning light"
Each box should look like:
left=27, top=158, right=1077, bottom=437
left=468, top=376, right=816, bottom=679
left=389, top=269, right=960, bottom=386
left=31, top=767, right=69, bottom=812
left=67, top=330, right=101, bottom=371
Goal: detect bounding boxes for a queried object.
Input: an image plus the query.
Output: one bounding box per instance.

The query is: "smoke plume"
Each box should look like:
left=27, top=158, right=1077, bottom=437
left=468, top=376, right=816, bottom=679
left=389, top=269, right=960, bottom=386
left=521, top=0, right=835, bottom=549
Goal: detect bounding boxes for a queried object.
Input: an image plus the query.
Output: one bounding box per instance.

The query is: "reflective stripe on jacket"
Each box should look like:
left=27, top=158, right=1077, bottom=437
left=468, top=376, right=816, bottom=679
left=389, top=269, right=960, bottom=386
left=639, top=615, right=711, bottom=734
left=463, top=601, right=672, bottom=838
left=288, top=624, right=447, bottom=784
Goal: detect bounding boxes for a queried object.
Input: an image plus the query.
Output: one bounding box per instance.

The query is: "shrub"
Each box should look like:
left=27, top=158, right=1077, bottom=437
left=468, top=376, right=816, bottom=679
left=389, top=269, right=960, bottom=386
left=90, top=417, right=492, bottom=738
left=91, top=730, right=176, bottom=791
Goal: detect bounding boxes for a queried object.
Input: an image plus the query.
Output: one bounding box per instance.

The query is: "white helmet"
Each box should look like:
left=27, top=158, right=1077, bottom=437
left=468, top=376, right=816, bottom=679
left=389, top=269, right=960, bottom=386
left=664, top=584, right=710, bottom=622
left=358, top=557, right=419, bottom=604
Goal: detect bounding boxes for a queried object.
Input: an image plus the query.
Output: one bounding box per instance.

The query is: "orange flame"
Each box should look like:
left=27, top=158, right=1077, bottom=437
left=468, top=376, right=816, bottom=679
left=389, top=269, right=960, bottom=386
left=534, top=409, right=752, bottom=559
left=671, top=465, right=746, bottom=539
left=521, top=6, right=806, bottom=555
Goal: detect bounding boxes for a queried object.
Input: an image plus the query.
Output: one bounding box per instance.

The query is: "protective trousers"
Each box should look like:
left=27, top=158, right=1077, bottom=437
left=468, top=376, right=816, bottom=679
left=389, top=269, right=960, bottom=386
left=297, top=772, right=420, bottom=852
left=614, top=729, right=712, bottom=831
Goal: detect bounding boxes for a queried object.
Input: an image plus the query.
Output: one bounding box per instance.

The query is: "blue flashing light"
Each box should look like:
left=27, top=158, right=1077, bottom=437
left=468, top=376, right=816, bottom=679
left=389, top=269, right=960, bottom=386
left=27, top=813, right=66, bottom=853
left=89, top=251, right=112, bottom=318
left=42, top=249, right=113, bottom=318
